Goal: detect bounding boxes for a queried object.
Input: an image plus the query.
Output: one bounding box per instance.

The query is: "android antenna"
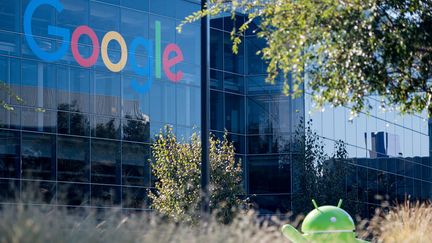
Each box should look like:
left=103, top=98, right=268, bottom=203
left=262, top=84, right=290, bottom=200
left=312, top=199, right=319, bottom=209
left=337, top=199, right=343, bottom=208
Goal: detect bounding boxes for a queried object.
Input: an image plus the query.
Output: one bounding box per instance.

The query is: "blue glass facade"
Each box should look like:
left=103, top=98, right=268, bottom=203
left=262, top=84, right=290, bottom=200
left=0, top=0, right=201, bottom=210
left=0, top=0, right=430, bottom=217
left=305, top=94, right=432, bottom=217
left=209, top=14, right=303, bottom=214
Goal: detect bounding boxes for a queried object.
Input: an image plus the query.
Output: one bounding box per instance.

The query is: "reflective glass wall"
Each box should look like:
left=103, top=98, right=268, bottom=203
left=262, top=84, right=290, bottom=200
left=305, top=93, right=432, bottom=217
left=0, top=0, right=201, bottom=211
left=210, top=14, right=304, bottom=215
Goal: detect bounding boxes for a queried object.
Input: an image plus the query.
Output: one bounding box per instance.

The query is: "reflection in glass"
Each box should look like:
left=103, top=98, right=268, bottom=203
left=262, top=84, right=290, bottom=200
left=58, top=183, right=90, bottom=206
left=210, top=90, right=224, bottom=131
left=91, top=139, right=120, bottom=185
left=248, top=155, right=290, bottom=194
left=22, top=132, right=55, bottom=180
left=122, top=186, right=148, bottom=209
left=58, top=136, right=89, bottom=182
left=93, top=116, right=120, bottom=139
left=123, top=116, right=150, bottom=143
left=0, top=130, right=20, bottom=178
left=91, top=184, right=120, bottom=207
left=122, top=142, right=150, bottom=186
left=225, top=93, right=244, bottom=134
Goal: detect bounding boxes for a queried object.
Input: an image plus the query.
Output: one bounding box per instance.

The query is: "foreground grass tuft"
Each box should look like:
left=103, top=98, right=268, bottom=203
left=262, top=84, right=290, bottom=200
left=0, top=204, right=292, bottom=243
left=369, top=201, right=432, bottom=243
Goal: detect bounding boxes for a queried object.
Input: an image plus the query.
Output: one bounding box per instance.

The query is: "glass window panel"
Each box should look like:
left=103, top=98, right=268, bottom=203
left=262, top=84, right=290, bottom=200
left=321, top=105, right=334, bottom=140
left=248, top=155, right=290, bottom=194
left=21, top=181, right=56, bottom=204
left=94, top=71, right=120, bottom=116
left=123, top=75, right=151, bottom=119
left=227, top=133, right=245, bottom=154
left=58, top=136, right=89, bottom=182
left=91, top=139, right=121, bottom=185
left=122, top=0, right=149, bottom=11
left=89, top=2, right=119, bottom=33
left=210, top=29, right=223, bottom=70
left=0, top=0, right=20, bottom=31
left=58, top=182, right=90, bottom=206
left=149, top=81, right=176, bottom=124
left=422, top=165, right=431, bottom=182
left=122, top=142, right=150, bottom=186
left=0, top=107, right=20, bottom=129
left=93, top=116, right=120, bottom=139
left=56, top=0, right=88, bottom=28
left=422, top=181, right=431, bottom=200
left=21, top=35, right=57, bottom=60
left=270, top=96, right=291, bottom=134
left=224, top=14, right=245, bottom=32
left=387, top=173, right=397, bottom=199
left=22, top=132, right=55, bottom=180
left=149, top=15, right=175, bottom=43
left=175, top=0, right=200, bottom=19
left=121, top=9, right=148, bottom=44
left=210, top=14, right=224, bottom=29
left=21, top=108, right=56, bottom=133
left=176, top=84, right=200, bottom=127
left=70, top=69, right=91, bottom=112
left=91, top=184, right=121, bottom=207
left=356, top=112, right=367, bottom=157
left=245, top=37, right=266, bottom=75
left=377, top=171, right=387, bottom=199
left=249, top=194, right=291, bottom=214
left=176, top=20, right=200, bottom=66
left=224, top=33, right=244, bottom=74
left=123, top=118, right=151, bottom=143
left=224, top=72, right=244, bottom=94
left=57, top=111, right=90, bottom=136
left=413, top=179, right=422, bottom=201
left=0, top=57, right=21, bottom=106
left=149, top=0, right=175, bottom=17
left=21, top=61, right=56, bottom=109
left=0, top=179, right=19, bottom=202
left=225, top=93, right=245, bottom=134
left=210, top=69, right=223, bottom=90
left=334, top=106, right=346, bottom=142
left=210, top=90, right=224, bottom=131
left=248, top=135, right=271, bottom=154
left=0, top=31, right=20, bottom=56
left=272, top=133, right=291, bottom=154
left=176, top=62, right=200, bottom=86
left=22, top=0, right=56, bottom=37
left=122, top=186, right=148, bottom=209
left=247, top=95, right=269, bottom=134
left=0, top=130, right=20, bottom=178
left=396, top=175, right=405, bottom=202
left=357, top=166, right=368, bottom=202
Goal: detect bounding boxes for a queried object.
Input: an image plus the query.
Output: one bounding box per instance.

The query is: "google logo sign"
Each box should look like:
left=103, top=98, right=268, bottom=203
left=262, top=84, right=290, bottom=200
left=24, top=0, right=185, bottom=93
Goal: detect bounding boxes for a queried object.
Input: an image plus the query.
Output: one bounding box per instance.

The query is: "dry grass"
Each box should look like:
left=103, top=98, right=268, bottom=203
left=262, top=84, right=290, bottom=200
left=1, top=200, right=432, bottom=242
left=369, top=201, right=432, bottom=243
left=0, top=204, right=295, bottom=243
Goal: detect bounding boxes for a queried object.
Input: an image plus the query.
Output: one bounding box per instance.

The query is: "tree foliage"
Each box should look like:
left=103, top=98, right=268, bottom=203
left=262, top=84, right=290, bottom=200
left=292, top=119, right=358, bottom=216
left=0, top=80, right=23, bottom=111
left=179, top=0, right=432, bottom=115
left=149, top=127, right=245, bottom=223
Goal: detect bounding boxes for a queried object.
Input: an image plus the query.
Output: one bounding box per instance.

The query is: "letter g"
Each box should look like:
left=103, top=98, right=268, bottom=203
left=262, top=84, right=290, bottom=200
left=24, top=0, right=70, bottom=62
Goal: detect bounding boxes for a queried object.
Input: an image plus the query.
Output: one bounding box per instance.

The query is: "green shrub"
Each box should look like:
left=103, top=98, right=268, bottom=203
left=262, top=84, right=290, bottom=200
left=149, top=127, right=245, bottom=223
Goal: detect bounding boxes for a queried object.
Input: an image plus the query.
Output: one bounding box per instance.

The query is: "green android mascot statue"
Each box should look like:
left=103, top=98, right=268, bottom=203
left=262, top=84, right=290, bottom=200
left=281, top=199, right=369, bottom=243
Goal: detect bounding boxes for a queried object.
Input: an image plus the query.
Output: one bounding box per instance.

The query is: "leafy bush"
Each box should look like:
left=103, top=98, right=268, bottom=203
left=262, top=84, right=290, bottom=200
left=149, top=127, right=245, bottom=223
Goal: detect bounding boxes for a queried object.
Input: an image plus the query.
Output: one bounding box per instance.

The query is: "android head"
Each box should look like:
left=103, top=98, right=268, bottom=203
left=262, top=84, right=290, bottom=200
left=301, top=199, right=355, bottom=235
left=281, top=199, right=369, bottom=243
